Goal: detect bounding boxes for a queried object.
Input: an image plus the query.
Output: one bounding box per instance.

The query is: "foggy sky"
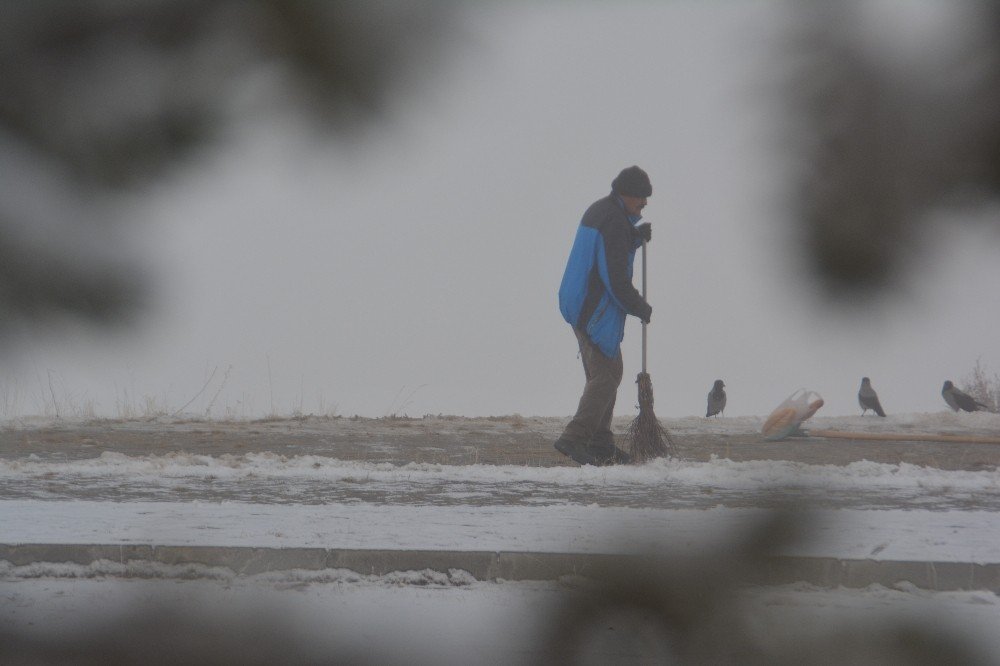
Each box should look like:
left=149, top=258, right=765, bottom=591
left=3, top=2, right=998, bottom=420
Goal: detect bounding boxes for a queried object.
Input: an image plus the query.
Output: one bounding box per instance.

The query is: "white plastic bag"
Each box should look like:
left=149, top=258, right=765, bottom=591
left=761, top=389, right=824, bottom=441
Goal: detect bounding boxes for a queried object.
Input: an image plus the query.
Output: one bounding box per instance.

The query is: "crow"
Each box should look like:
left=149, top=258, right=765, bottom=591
left=706, top=379, right=726, bottom=417
left=942, top=380, right=989, bottom=413
left=858, top=377, right=886, bottom=417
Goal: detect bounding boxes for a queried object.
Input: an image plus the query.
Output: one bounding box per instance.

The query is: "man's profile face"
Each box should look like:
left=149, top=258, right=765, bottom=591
left=620, top=195, right=647, bottom=217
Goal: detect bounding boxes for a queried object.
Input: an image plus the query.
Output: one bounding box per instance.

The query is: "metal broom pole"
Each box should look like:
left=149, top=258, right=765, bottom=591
left=624, top=236, right=674, bottom=462
left=641, top=240, right=648, bottom=374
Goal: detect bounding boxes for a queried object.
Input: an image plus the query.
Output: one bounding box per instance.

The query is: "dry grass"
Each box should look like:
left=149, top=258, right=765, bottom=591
left=961, top=358, right=1000, bottom=412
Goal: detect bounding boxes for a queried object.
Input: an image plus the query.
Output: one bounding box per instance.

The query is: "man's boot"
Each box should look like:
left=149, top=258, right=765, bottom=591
left=590, top=435, right=632, bottom=465
left=554, top=436, right=599, bottom=466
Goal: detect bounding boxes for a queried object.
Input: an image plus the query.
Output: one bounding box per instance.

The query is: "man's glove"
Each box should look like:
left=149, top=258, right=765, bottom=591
left=639, top=303, right=652, bottom=324
left=634, top=223, right=651, bottom=243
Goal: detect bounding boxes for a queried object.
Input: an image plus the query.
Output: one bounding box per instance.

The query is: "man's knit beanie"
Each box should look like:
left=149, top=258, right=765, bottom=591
left=611, top=166, right=652, bottom=198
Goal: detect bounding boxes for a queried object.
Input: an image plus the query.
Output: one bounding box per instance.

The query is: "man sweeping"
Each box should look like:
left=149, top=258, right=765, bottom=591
left=555, top=166, right=654, bottom=466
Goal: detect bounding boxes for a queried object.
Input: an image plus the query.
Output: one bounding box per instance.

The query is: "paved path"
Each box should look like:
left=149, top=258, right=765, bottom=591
left=3, top=501, right=999, bottom=592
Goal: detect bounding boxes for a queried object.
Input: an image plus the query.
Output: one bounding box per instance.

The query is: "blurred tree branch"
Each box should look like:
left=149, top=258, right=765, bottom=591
left=0, top=0, right=455, bottom=334
left=786, top=1, right=1000, bottom=299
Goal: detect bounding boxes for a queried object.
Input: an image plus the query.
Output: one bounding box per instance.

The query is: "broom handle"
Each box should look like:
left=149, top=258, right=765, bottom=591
left=641, top=240, right=647, bottom=374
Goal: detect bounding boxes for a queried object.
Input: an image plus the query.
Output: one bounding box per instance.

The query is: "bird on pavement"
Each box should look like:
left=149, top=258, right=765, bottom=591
left=858, top=377, right=886, bottom=417
left=942, top=380, right=989, bottom=413
left=706, top=379, right=726, bottom=417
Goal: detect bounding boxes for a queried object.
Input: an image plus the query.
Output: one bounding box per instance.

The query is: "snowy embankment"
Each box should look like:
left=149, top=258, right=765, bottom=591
left=5, top=446, right=1000, bottom=493
left=3, top=409, right=1000, bottom=512
left=2, top=410, right=999, bottom=566
left=2, top=448, right=1000, bottom=510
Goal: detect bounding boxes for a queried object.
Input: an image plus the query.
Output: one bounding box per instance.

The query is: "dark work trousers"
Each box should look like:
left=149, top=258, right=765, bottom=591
left=561, top=327, right=623, bottom=444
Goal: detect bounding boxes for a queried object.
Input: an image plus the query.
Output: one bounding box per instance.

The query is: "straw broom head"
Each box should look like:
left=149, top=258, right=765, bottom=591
left=625, top=372, right=675, bottom=463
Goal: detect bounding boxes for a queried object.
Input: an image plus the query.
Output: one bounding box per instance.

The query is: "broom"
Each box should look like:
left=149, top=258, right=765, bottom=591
left=625, top=240, right=675, bottom=463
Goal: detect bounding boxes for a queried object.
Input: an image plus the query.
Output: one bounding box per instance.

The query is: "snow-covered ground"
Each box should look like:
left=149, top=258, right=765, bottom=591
left=2, top=568, right=997, bottom=664
left=2, top=412, right=1000, bottom=561
left=3, top=446, right=1000, bottom=510
left=2, top=412, right=999, bottom=511
left=2, top=411, right=999, bottom=662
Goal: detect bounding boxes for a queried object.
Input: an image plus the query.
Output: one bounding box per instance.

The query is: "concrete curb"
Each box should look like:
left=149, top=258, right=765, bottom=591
left=2, top=544, right=998, bottom=592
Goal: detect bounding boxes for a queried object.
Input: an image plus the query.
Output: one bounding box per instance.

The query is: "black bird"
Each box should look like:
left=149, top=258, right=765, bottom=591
left=706, top=380, right=726, bottom=417
left=857, top=377, right=886, bottom=417
left=942, top=380, right=989, bottom=413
